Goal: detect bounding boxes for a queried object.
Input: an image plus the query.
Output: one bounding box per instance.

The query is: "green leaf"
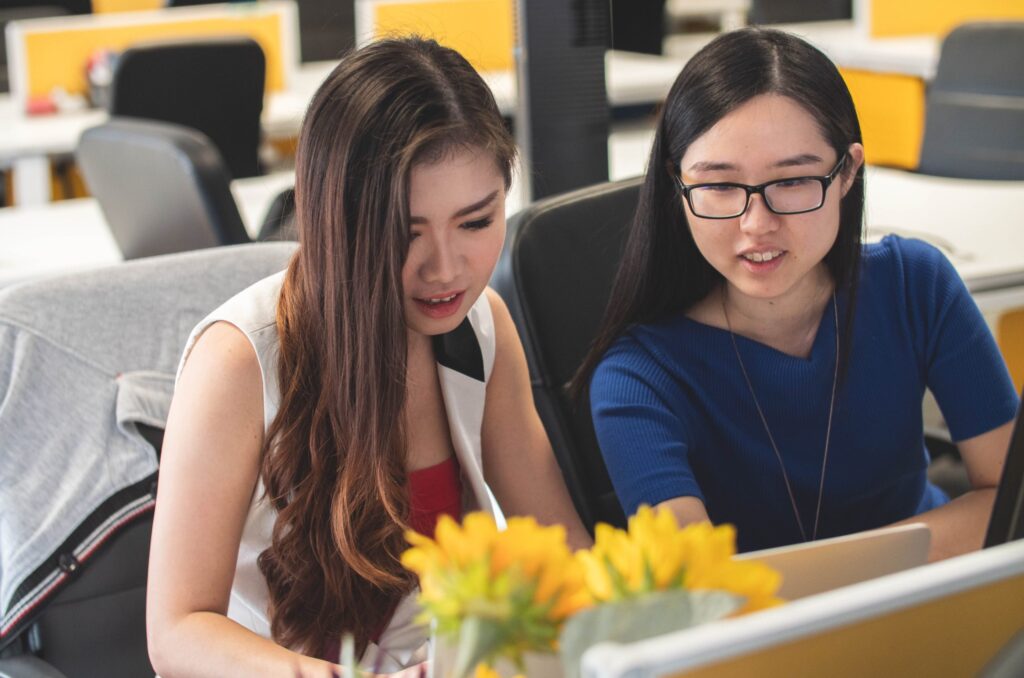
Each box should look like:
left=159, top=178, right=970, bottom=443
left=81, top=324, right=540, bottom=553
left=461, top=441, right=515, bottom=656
left=558, top=589, right=741, bottom=678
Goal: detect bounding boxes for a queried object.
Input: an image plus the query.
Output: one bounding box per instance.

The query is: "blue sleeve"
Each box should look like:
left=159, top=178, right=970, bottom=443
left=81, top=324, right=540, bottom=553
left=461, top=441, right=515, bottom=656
left=589, top=335, right=704, bottom=517
left=895, top=236, right=1019, bottom=441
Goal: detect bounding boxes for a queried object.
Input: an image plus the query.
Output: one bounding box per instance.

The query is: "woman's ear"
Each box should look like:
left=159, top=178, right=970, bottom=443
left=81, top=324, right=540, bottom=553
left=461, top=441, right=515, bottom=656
left=840, top=143, right=865, bottom=197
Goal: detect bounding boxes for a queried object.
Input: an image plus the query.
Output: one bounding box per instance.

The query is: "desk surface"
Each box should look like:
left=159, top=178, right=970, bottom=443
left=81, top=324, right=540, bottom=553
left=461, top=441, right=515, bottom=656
left=2, top=136, right=1021, bottom=297
left=0, top=170, right=294, bottom=287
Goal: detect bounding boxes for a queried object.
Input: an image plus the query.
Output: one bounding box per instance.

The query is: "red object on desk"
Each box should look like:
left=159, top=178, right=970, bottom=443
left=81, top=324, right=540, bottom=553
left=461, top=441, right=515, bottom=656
left=26, top=95, right=58, bottom=115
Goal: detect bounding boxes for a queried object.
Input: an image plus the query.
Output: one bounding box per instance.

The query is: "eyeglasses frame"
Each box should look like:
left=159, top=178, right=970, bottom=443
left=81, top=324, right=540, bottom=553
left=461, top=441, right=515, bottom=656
left=674, top=153, right=849, bottom=220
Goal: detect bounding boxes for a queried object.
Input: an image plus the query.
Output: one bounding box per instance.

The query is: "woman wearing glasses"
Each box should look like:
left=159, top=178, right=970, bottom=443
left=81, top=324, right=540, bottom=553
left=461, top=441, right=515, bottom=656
left=577, top=28, right=1018, bottom=561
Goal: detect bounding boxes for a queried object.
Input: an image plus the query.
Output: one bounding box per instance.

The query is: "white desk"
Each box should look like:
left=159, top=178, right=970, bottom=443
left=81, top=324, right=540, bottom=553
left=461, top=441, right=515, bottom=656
left=0, top=50, right=687, bottom=206
left=0, top=170, right=295, bottom=287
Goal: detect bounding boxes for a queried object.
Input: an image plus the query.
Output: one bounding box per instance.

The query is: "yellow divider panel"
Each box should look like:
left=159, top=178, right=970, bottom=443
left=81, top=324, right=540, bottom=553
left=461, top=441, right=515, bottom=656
left=91, top=0, right=164, bottom=13
left=871, top=0, right=1024, bottom=38
left=998, top=309, right=1024, bottom=393
left=373, top=0, right=514, bottom=72
left=22, top=12, right=287, bottom=99
left=840, top=68, right=925, bottom=170
left=673, top=572, right=1024, bottom=678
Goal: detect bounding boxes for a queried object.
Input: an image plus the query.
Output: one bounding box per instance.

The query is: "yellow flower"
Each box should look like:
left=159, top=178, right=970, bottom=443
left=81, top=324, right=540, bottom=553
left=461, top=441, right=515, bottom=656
left=575, top=505, right=783, bottom=612
left=474, top=664, right=523, bottom=678
left=401, top=511, right=593, bottom=664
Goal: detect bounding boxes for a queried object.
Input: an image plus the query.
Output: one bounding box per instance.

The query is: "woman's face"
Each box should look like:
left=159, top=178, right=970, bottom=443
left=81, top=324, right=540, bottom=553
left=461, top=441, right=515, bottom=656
left=403, top=146, right=507, bottom=338
left=676, top=94, right=863, bottom=306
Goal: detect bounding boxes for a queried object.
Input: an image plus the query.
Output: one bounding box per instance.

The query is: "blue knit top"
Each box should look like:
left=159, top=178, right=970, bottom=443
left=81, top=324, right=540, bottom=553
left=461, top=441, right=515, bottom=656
left=590, top=236, right=1019, bottom=552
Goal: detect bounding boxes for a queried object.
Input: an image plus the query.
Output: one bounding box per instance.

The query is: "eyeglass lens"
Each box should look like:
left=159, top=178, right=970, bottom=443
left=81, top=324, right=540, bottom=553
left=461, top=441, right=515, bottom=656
left=689, top=178, right=824, bottom=218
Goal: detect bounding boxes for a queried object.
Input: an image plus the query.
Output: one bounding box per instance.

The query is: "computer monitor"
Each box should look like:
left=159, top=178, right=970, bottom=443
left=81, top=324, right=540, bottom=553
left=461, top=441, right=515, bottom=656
left=984, top=389, right=1024, bottom=547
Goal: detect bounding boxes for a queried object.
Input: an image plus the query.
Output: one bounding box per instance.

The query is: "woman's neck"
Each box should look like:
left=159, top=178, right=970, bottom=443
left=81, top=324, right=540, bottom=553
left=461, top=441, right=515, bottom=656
left=717, top=266, right=834, bottom=358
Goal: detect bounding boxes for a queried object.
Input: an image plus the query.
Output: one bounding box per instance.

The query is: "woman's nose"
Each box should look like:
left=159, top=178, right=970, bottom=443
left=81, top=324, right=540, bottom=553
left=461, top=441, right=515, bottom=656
left=738, top=194, right=780, bottom=235
left=420, top=236, right=459, bottom=283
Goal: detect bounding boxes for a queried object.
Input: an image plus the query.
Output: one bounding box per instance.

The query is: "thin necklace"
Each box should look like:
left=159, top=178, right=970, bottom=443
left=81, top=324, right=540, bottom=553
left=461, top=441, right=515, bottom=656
left=721, top=290, right=839, bottom=543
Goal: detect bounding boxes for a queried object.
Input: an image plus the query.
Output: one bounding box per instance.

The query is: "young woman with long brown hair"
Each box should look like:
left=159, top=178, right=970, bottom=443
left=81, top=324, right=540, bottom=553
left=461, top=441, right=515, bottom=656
left=147, top=37, right=589, bottom=677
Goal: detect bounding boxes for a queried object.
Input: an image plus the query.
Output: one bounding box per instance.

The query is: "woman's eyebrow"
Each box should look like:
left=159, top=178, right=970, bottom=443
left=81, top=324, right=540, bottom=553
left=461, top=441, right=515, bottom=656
left=685, top=153, right=826, bottom=175
left=409, top=190, right=499, bottom=224
left=772, top=153, right=824, bottom=168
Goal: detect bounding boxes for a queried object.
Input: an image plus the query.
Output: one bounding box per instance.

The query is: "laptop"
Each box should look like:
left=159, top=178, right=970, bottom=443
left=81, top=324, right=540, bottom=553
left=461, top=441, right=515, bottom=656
left=735, top=523, right=931, bottom=600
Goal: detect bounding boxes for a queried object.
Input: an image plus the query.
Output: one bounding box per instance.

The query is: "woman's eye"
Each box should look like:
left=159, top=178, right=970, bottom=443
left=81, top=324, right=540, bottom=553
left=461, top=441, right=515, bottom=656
left=408, top=231, right=421, bottom=241
left=462, top=217, right=493, bottom=231
left=774, top=178, right=813, bottom=189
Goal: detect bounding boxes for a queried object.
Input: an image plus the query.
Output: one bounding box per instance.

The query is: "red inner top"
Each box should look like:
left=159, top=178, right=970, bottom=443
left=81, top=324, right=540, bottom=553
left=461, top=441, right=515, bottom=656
left=407, top=455, right=463, bottom=537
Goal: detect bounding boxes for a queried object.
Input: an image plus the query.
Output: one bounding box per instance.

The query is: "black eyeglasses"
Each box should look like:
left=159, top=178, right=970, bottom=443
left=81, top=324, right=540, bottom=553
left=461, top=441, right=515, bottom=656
left=674, top=154, right=848, bottom=219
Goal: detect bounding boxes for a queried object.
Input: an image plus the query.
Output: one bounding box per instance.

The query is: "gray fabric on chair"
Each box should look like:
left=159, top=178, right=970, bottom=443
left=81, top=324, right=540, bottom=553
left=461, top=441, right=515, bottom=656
left=0, top=243, right=296, bottom=675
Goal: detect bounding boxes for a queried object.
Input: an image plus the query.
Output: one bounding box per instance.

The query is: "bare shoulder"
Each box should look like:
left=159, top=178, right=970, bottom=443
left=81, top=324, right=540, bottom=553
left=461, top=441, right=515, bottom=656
left=483, top=287, right=519, bottom=355
left=168, top=320, right=265, bottom=460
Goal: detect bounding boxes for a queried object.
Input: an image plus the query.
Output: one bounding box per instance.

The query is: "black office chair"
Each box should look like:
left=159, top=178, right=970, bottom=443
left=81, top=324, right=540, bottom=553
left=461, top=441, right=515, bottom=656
left=918, top=21, right=1024, bottom=180
left=108, top=36, right=266, bottom=180
left=77, top=117, right=293, bottom=260
left=492, top=177, right=643, bottom=532
left=0, top=243, right=297, bottom=678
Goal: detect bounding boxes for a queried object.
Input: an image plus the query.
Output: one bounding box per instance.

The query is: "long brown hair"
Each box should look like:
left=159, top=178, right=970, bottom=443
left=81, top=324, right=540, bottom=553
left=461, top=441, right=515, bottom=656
left=257, top=37, right=515, bottom=656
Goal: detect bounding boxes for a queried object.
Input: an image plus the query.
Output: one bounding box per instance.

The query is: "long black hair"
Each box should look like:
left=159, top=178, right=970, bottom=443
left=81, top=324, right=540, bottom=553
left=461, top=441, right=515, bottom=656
left=573, top=27, right=865, bottom=397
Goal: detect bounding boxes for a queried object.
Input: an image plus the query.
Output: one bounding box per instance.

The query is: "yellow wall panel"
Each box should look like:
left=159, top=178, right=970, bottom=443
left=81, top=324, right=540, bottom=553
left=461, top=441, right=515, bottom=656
left=672, top=573, right=1024, bottom=678
left=21, top=12, right=287, bottom=99
left=91, top=0, right=164, bottom=13
left=373, top=0, right=514, bottom=72
left=840, top=68, right=925, bottom=170
left=871, top=0, right=1024, bottom=38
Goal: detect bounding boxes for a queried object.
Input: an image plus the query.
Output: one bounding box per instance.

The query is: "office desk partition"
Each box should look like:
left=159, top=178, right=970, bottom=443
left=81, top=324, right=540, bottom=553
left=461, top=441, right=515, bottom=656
left=0, top=50, right=686, bottom=206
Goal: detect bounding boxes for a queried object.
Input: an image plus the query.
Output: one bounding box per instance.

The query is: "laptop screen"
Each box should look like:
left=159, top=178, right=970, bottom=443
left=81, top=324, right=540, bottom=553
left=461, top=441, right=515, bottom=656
left=984, top=389, right=1024, bottom=547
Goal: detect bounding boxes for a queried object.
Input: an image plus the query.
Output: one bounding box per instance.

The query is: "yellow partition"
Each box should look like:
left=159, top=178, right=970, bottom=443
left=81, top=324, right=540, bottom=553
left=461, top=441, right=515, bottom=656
left=368, top=0, right=514, bottom=72
left=998, top=309, right=1024, bottom=393
left=91, top=0, right=163, bottom=13
left=840, top=68, right=925, bottom=170
left=8, top=1, right=297, bottom=103
left=673, top=572, right=1024, bottom=677
left=871, top=0, right=1024, bottom=38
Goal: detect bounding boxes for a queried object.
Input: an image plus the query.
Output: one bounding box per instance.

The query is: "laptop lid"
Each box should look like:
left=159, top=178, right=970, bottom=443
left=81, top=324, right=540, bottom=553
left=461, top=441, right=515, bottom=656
left=735, top=523, right=931, bottom=600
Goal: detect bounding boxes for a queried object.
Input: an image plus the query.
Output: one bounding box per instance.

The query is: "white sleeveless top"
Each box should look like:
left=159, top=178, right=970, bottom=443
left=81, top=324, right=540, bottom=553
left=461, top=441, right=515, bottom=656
left=178, top=270, right=501, bottom=671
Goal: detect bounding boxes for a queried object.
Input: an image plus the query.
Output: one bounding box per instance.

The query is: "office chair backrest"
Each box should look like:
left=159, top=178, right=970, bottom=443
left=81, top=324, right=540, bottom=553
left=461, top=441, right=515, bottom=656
left=918, top=21, right=1024, bottom=180
left=492, top=177, right=642, bottom=531
left=78, top=117, right=252, bottom=260
left=0, top=242, right=297, bottom=677
left=108, top=36, right=266, bottom=179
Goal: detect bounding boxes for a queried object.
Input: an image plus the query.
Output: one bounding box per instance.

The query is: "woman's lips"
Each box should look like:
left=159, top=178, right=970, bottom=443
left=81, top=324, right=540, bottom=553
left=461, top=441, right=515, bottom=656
left=738, top=249, right=786, bottom=273
left=413, top=291, right=464, bottom=319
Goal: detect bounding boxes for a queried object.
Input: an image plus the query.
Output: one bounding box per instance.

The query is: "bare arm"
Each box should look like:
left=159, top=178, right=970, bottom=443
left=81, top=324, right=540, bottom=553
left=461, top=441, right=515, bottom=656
left=894, top=419, right=1013, bottom=562
left=656, top=496, right=711, bottom=528
left=147, top=322, right=342, bottom=677
left=480, top=289, right=592, bottom=550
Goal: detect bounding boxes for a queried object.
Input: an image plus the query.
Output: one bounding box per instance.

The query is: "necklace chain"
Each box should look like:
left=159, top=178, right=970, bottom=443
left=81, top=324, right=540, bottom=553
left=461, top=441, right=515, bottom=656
left=722, top=290, right=840, bottom=543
